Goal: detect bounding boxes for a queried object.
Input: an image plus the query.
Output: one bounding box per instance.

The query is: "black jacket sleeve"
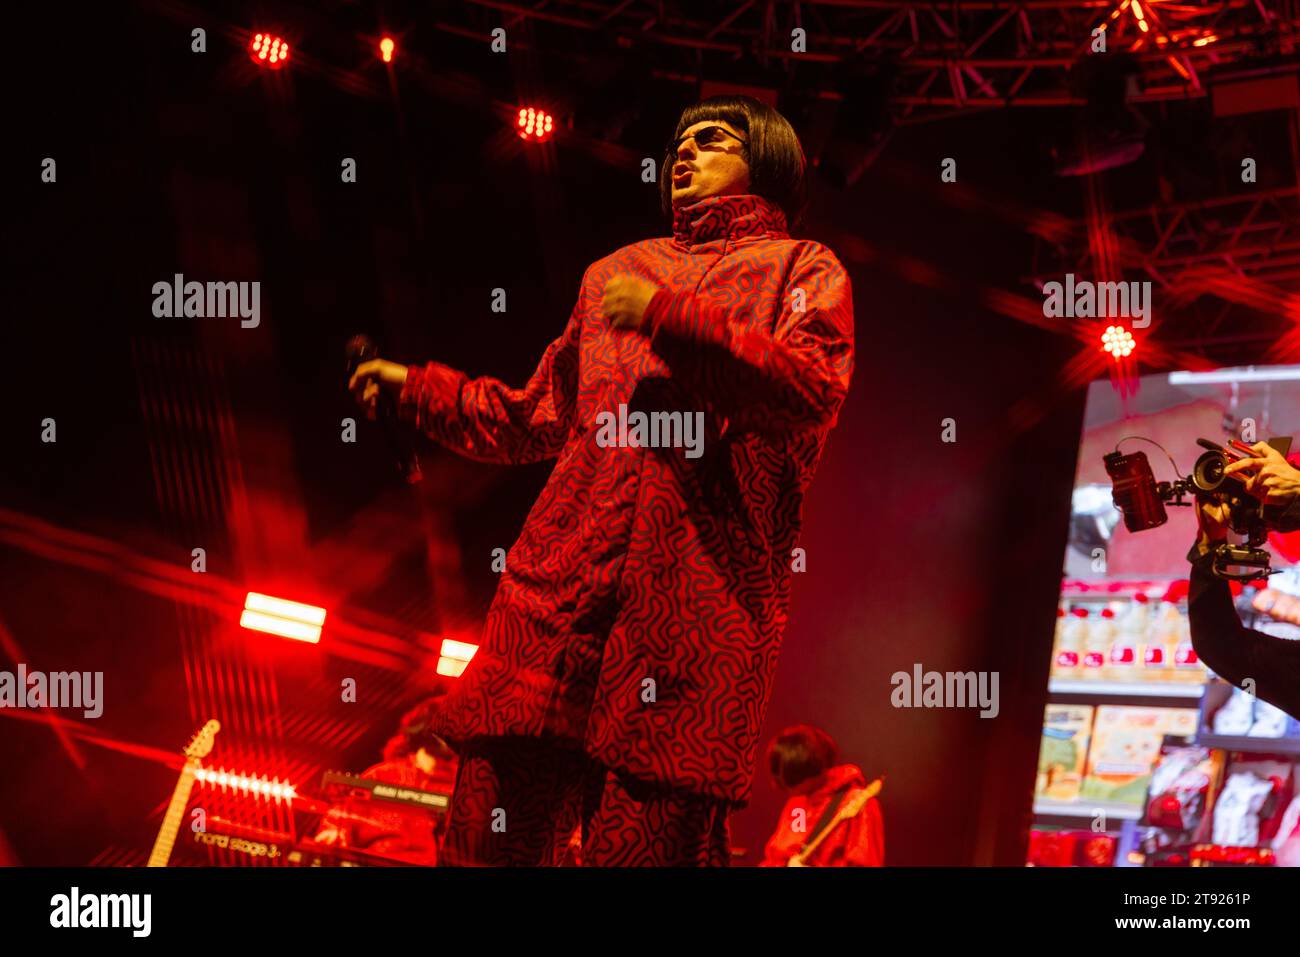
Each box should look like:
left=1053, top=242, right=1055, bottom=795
left=1186, top=542, right=1300, bottom=720
left=1263, top=496, right=1300, bottom=532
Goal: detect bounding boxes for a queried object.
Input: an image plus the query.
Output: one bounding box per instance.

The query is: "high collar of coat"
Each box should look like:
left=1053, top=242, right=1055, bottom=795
left=670, top=193, right=788, bottom=249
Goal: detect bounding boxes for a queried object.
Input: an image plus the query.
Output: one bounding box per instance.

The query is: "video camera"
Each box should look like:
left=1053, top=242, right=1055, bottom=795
left=1103, top=436, right=1294, bottom=581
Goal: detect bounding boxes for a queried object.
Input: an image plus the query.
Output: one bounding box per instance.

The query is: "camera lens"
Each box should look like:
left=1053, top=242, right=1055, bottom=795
left=1193, top=451, right=1227, bottom=492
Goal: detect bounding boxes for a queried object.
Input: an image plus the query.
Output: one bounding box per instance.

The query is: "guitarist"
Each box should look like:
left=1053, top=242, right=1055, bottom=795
left=759, top=725, right=884, bottom=867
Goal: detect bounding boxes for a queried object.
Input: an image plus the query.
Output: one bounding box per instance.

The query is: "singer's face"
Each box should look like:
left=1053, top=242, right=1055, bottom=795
left=669, top=120, right=751, bottom=208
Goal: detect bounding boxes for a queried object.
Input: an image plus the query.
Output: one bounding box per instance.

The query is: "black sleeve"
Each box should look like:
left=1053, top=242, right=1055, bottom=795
left=1186, top=544, right=1300, bottom=720
left=1264, top=496, right=1300, bottom=533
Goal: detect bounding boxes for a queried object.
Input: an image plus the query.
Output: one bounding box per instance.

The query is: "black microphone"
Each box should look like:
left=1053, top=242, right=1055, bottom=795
left=346, top=335, right=423, bottom=484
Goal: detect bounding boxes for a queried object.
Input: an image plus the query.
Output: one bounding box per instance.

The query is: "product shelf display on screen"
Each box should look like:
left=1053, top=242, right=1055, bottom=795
left=1030, top=368, right=1300, bottom=867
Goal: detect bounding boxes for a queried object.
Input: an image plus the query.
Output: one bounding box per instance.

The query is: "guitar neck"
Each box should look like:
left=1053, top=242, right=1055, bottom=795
left=801, top=808, right=850, bottom=859
left=147, top=760, right=199, bottom=867
left=795, top=779, right=883, bottom=863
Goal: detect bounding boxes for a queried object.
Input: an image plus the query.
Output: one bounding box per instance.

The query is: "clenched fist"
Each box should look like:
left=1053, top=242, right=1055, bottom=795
left=602, top=273, right=660, bottom=332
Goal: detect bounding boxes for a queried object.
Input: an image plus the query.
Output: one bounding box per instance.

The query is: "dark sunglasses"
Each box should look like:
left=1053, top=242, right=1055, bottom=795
left=667, top=125, right=748, bottom=157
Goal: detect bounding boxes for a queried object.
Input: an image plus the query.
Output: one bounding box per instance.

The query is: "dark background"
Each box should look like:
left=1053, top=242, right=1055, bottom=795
left=0, top=0, right=1173, bottom=866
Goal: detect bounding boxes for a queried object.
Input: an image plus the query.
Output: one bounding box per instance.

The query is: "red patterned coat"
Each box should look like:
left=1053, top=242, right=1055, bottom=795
left=399, top=193, right=854, bottom=805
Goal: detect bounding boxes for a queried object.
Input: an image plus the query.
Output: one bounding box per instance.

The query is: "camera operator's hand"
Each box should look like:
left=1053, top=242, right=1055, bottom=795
left=1194, top=495, right=1231, bottom=558
left=1222, top=441, right=1300, bottom=506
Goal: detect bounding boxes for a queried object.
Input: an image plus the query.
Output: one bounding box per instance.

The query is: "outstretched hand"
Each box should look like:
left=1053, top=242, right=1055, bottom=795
left=348, top=359, right=409, bottom=421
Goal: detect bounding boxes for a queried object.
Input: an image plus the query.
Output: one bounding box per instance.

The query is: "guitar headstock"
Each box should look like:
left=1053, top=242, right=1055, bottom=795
left=183, top=719, right=221, bottom=759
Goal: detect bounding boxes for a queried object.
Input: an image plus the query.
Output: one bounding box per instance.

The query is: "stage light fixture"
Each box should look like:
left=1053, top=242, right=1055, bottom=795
left=1101, top=325, right=1135, bottom=359
left=517, top=107, right=555, bottom=143
left=240, top=592, right=325, bottom=643
left=194, top=767, right=297, bottom=802
left=437, top=638, right=478, bottom=677
left=380, top=37, right=395, bottom=63
left=250, top=33, right=290, bottom=69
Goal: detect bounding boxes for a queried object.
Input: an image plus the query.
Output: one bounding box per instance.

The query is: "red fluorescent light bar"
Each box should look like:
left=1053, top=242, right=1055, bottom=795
left=437, top=638, right=478, bottom=677
left=440, top=638, right=478, bottom=660
left=245, top=593, right=326, bottom=624
left=436, top=657, right=469, bottom=677
left=241, top=592, right=325, bottom=643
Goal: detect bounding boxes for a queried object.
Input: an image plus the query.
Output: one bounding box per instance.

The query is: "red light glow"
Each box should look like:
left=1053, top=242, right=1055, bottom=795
left=1101, top=325, right=1135, bottom=359
left=240, top=592, right=325, bottom=643
left=194, top=766, right=297, bottom=802
left=437, top=637, right=478, bottom=677
left=517, top=107, right=555, bottom=142
left=250, top=33, right=290, bottom=69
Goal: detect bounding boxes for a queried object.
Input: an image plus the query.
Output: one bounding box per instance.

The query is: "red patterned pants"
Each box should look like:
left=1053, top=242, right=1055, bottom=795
left=439, top=737, right=733, bottom=866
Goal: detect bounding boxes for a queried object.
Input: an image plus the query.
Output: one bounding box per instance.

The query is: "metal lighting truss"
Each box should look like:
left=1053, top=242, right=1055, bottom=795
left=455, top=1, right=1300, bottom=122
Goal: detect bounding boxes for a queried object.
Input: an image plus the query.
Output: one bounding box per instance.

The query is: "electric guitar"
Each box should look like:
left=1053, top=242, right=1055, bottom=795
left=787, top=777, right=883, bottom=867
left=147, top=719, right=220, bottom=867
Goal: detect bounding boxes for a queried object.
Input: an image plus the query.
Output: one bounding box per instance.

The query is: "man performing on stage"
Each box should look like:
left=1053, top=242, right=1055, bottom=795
left=349, top=94, right=855, bottom=865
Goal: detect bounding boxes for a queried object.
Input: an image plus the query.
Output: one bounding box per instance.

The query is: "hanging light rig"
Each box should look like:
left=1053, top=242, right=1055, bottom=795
left=517, top=107, right=555, bottom=142
left=250, top=32, right=290, bottom=69
left=1101, top=325, right=1135, bottom=360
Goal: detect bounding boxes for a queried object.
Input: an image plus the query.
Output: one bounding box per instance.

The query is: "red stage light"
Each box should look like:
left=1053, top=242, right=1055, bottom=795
left=1101, top=325, right=1135, bottom=359
left=194, top=766, right=297, bottom=802
left=250, top=33, right=290, bottom=69
left=380, top=37, right=395, bottom=63
left=516, top=107, right=555, bottom=142
left=437, top=638, right=478, bottom=677
left=240, top=592, right=325, bottom=643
